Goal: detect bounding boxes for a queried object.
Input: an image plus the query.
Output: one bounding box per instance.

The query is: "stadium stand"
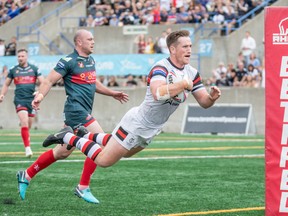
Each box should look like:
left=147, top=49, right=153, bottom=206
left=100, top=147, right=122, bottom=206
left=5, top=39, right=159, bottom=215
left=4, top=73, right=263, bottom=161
left=0, top=0, right=285, bottom=134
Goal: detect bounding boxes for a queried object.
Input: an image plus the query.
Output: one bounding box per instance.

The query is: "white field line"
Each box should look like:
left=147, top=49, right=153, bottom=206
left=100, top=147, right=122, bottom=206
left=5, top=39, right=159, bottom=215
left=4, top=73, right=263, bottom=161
left=0, top=154, right=264, bottom=164
left=0, top=139, right=264, bottom=145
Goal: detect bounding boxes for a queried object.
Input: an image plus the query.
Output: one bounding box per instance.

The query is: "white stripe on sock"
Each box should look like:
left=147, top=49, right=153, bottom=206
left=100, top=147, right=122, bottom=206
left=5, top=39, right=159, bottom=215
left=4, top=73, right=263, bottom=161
left=63, top=132, right=74, bottom=144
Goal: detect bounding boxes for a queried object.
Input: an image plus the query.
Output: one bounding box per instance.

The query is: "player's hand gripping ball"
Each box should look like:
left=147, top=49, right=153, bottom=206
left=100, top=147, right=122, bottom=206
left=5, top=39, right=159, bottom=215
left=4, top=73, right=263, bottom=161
left=166, top=71, right=189, bottom=103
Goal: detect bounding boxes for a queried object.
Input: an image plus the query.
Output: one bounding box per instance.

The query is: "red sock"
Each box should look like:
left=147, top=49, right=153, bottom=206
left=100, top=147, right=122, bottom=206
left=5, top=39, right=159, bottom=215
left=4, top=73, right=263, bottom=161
left=21, top=127, right=30, bottom=147
left=79, top=157, right=97, bottom=186
left=26, top=149, right=56, bottom=179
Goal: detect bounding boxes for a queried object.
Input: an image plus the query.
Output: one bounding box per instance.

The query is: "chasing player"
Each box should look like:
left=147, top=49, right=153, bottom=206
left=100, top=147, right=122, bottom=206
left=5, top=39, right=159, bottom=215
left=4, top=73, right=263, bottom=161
left=0, top=49, right=44, bottom=158
left=16, top=29, right=129, bottom=203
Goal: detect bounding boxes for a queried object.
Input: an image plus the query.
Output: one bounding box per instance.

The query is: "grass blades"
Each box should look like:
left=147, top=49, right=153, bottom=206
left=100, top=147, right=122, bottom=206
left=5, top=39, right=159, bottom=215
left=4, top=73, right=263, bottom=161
left=0, top=130, right=264, bottom=216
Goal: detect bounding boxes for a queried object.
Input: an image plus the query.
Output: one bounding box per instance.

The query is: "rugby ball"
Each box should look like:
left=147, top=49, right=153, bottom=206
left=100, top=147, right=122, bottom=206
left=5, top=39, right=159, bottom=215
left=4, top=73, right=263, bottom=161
left=166, top=71, right=188, bottom=103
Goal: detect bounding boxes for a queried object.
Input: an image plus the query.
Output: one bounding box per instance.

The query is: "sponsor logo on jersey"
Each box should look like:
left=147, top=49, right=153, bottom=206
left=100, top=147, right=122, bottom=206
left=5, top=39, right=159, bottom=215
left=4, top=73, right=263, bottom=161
left=71, top=71, right=96, bottom=84
left=14, top=76, right=36, bottom=84
left=273, top=17, right=288, bottom=45
left=62, top=57, right=72, bottom=62
left=78, top=62, right=84, bottom=68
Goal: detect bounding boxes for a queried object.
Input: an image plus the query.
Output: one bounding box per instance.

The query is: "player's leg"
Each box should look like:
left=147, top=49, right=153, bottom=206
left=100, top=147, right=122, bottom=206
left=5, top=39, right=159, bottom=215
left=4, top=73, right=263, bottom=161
left=44, top=124, right=145, bottom=167
left=76, top=127, right=142, bottom=158
left=61, top=132, right=129, bottom=167
left=64, top=111, right=101, bottom=204
left=17, top=109, right=32, bottom=158
left=17, top=144, right=74, bottom=200
left=74, top=120, right=103, bottom=204
left=76, top=126, right=112, bottom=147
left=28, top=116, right=33, bottom=129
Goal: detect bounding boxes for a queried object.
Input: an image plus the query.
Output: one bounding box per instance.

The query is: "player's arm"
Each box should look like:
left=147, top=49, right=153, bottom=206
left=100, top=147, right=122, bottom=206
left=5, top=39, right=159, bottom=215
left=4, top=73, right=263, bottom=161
left=192, top=86, right=221, bottom=109
left=150, top=77, right=193, bottom=101
left=32, top=69, right=62, bottom=109
left=36, top=75, right=45, bottom=86
left=0, top=77, right=12, bottom=102
left=95, top=79, right=129, bottom=103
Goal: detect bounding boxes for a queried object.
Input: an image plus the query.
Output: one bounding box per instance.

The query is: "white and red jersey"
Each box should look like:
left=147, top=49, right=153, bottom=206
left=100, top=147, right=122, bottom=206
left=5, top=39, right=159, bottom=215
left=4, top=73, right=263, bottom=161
left=136, top=57, right=205, bottom=129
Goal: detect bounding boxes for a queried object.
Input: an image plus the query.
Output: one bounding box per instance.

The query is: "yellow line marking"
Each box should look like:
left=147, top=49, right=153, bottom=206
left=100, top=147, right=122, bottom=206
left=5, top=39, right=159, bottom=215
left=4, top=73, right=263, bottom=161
left=158, top=206, right=265, bottom=216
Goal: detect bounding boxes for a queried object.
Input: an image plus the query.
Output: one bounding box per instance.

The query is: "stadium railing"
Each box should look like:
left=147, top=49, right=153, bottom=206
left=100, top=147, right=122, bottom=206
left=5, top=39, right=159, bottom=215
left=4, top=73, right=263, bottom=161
left=16, top=0, right=75, bottom=39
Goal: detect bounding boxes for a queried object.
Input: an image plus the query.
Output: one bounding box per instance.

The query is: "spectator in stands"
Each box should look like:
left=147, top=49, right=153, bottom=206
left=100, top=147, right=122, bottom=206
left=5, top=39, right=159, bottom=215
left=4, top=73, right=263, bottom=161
left=225, top=61, right=234, bottom=73
left=109, top=14, right=119, bottom=26
left=223, top=0, right=236, bottom=15
left=123, top=0, right=133, bottom=13
left=138, top=75, right=147, bottom=87
left=141, top=7, right=154, bottom=25
left=7, top=1, right=20, bottom=19
left=157, top=31, right=169, bottom=54
left=246, top=63, right=261, bottom=87
left=201, top=11, right=210, bottom=23
left=205, top=76, right=216, bottom=87
left=213, top=61, right=227, bottom=81
left=144, top=36, right=155, bottom=54
left=152, top=2, right=161, bottom=24
left=166, top=27, right=172, bottom=35
left=159, top=0, right=170, bottom=11
left=247, top=52, right=261, bottom=71
left=98, top=75, right=108, bottom=86
left=92, top=11, right=108, bottom=26
left=212, top=7, right=225, bottom=26
left=222, top=0, right=237, bottom=35
left=241, top=74, right=257, bottom=87
left=113, top=3, right=123, bottom=18
left=0, top=38, right=5, bottom=56
left=86, top=14, right=95, bottom=27
left=153, top=36, right=162, bottom=53
left=234, top=61, right=248, bottom=86
left=87, top=3, right=97, bottom=17
left=236, top=0, right=249, bottom=17
left=236, top=51, right=246, bottom=69
left=240, top=31, right=256, bottom=67
left=136, top=34, right=146, bottom=54
left=119, top=9, right=135, bottom=25
left=79, top=17, right=87, bottom=27
left=227, top=68, right=237, bottom=86
left=191, top=3, right=205, bottom=23
left=216, top=71, right=229, bottom=87
left=0, top=8, right=11, bottom=26
left=160, top=8, right=169, bottom=24
left=0, top=65, right=8, bottom=87
left=133, top=1, right=144, bottom=14
left=123, top=74, right=137, bottom=87
left=176, top=6, right=189, bottom=24
left=5, top=36, right=17, bottom=56
left=107, top=76, right=119, bottom=87
left=167, top=7, right=177, bottom=24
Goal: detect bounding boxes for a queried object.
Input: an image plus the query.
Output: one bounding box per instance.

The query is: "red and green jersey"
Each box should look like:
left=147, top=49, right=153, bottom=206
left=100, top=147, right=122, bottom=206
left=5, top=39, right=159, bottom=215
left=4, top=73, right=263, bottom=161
left=54, top=49, right=96, bottom=113
left=8, top=63, right=41, bottom=101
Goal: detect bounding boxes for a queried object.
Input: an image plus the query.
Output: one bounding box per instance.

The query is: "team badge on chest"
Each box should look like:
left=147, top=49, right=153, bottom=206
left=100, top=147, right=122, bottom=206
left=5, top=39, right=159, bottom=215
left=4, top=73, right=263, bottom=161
left=78, top=62, right=84, bottom=68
